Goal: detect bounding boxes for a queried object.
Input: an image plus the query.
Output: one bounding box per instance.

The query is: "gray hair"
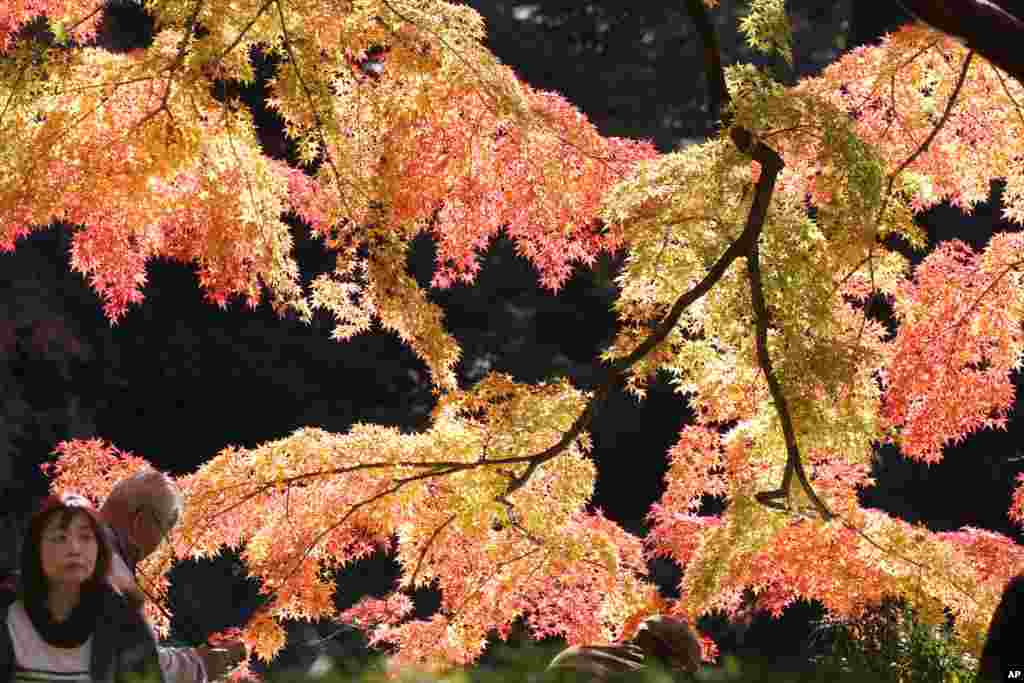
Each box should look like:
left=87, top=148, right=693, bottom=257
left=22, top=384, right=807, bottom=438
left=101, top=468, right=183, bottom=533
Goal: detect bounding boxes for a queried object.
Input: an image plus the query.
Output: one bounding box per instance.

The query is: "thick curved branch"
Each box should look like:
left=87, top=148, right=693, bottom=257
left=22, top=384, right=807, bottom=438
left=786, top=50, right=970, bottom=507
left=502, top=128, right=787, bottom=497
left=746, top=226, right=833, bottom=522
left=721, top=129, right=829, bottom=521
left=609, top=208, right=757, bottom=376
left=738, top=154, right=980, bottom=602
left=897, top=0, right=1024, bottom=84
left=684, top=0, right=825, bottom=520
left=497, top=0, right=781, bottom=500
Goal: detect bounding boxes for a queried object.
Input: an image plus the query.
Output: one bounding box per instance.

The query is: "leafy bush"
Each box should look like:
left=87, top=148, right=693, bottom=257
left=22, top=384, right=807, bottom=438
left=807, top=596, right=978, bottom=683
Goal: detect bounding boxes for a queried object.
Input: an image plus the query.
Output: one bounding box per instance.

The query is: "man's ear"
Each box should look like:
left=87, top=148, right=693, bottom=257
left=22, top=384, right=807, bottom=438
left=127, top=508, right=145, bottom=547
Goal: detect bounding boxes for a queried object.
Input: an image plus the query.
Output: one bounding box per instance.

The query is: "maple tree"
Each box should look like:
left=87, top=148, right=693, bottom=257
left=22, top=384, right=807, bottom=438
left=6, top=0, right=1024, bottom=675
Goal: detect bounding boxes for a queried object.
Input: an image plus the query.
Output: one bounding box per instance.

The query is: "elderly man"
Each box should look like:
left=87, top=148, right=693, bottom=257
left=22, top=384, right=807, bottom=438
left=99, top=468, right=245, bottom=683
left=547, top=615, right=703, bottom=681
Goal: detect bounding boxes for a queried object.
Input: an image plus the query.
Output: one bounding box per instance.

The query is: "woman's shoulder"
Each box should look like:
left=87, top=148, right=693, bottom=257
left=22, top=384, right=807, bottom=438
left=1, top=599, right=18, bottom=676
left=0, top=606, right=10, bottom=683
left=0, top=570, right=17, bottom=608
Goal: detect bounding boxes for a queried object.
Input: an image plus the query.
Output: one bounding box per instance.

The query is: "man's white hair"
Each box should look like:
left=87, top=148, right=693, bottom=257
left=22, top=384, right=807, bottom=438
left=102, top=468, right=183, bottom=532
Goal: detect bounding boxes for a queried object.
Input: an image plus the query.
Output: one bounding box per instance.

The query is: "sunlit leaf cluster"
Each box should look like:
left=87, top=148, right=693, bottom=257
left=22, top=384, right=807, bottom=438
left=47, top=375, right=662, bottom=669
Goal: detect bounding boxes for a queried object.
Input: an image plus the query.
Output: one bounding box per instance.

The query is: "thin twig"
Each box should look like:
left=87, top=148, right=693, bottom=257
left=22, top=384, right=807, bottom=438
left=131, top=0, right=206, bottom=133
left=61, top=3, right=106, bottom=38
left=206, top=0, right=276, bottom=71
left=47, top=75, right=166, bottom=97
left=991, top=63, right=1024, bottom=130
left=447, top=546, right=544, bottom=624
left=408, top=513, right=457, bottom=586
left=893, top=50, right=974, bottom=180
left=0, top=57, right=32, bottom=127
left=840, top=40, right=940, bottom=127
left=273, top=0, right=367, bottom=213
left=833, top=50, right=975, bottom=300
left=271, top=468, right=463, bottom=589
left=938, top=258, right=1024, bottom=376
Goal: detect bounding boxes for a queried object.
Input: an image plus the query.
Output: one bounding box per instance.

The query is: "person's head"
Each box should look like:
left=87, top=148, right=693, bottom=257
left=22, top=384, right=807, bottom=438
left=631, top=615, right=702, bottom=674
left=20, top=493, right=112, bottom=603
left=99, top=468, right=182, bottom=562
left=547, top=644, right=646, bottom=680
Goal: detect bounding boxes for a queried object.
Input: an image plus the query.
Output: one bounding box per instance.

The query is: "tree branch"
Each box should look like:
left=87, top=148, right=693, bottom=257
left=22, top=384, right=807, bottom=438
left=683, top=0, right=827, bottom=520
left=408, top=513, right=457, bottom=587
left=130, top=0, right=205, bottom=134
left=746, top=223, right=833, bottom=522
left=684, top=0, right=731, bottom=128
left=205, top=0, right=276, bottom=73
left=447, top=547, right=545, bottom=624
left=63, top=3, right=106, bottom=38
left=891, top=50, right=975, bottom=180
left=272, top=470, right=456, bottom=590
left=745, top=229, right=980, bottom=603
left=834, top=49, right=974, bottom=336
left=128, top=0, right=995, bottom=639
left=496, top=0, right=783, bottom=501
left=273, top=0, right=366, bottom=211
left=499, top=130, right=789, bottom=499
left=897, top=0, right=1024, bottom=84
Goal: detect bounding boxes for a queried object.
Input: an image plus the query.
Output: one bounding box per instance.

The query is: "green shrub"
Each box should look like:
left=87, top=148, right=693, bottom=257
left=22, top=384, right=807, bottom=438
left=807, top=596, right=978, bottom=683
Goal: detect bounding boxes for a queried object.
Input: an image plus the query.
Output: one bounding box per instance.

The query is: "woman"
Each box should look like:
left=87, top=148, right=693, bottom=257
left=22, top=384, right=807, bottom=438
left=0, top=493, right=165, bottom=683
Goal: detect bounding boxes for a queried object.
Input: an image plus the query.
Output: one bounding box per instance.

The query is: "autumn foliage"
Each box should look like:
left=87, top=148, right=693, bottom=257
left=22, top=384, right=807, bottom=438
left=7, top=0, right=1024, bottom=674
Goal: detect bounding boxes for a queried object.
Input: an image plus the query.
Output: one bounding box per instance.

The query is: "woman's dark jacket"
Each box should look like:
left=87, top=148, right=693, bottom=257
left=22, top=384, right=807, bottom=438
left=0, top=581, right=165, bottom=683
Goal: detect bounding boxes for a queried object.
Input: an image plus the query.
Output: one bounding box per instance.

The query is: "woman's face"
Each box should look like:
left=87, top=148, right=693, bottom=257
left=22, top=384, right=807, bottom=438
left=39, top=511, right=99, bottom=589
